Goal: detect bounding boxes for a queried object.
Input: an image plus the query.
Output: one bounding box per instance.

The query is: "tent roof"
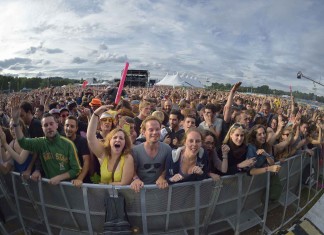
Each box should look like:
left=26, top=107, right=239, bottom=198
left=155, top=73, right=204, bottom=88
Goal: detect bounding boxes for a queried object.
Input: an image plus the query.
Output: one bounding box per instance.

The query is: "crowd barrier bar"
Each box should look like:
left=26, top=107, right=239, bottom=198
left=0, top=148, right=323, bottom=235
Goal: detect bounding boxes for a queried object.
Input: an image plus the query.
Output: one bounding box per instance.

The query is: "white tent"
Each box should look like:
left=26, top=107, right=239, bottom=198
left=155, top=73, right=204, bottom=88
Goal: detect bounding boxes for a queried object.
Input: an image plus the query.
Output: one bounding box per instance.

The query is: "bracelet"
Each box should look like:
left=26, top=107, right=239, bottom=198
left=132, top=176, right=139, bottom=181
left=237, top=164, right=242, bottom=172
left=13, top=123, right=20, bottom=127
left=93, top=113, right=100, bottom=118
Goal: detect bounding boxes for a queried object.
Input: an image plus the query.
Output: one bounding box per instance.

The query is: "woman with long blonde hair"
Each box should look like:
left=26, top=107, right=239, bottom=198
left=222, top=123, right=256, bottom=175
left=87, top=105, right=134, bottom=185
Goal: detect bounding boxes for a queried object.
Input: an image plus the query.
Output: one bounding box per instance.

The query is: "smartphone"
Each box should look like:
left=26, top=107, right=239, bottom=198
left=122, top=123, right=130, bottom=136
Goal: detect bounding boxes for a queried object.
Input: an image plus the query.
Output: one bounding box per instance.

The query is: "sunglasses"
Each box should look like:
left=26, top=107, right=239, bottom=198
left=60, top=114, right=68, bottom=118
left=143, top=163, right=161, bottom=169
left=204, top=141, right=215, bottom=145
left=232, top=123, right=245, bottom=129
left=100, top=118, right=113, bottom=123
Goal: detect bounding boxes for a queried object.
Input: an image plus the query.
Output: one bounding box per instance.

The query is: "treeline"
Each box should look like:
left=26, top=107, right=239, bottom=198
left=209, top=82, right=324, bottom=103
left=0, top=75, right=323, bottom=103
left=0, top=75, right=81, bottom=92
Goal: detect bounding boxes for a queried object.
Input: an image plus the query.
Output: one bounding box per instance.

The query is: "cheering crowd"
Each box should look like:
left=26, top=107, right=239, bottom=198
left=0, top=82, right=323, bottom=192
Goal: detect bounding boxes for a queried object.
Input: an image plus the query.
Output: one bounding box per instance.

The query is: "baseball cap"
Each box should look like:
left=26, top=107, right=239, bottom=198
left=100, top=111, right=114, bottom=120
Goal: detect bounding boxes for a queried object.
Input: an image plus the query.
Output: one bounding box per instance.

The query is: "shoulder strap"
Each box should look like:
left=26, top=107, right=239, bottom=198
left=111, top=156, right=122, bottom=182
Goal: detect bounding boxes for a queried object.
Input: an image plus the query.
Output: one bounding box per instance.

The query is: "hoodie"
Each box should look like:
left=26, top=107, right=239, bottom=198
left=165, top=146, right=209, bottom=184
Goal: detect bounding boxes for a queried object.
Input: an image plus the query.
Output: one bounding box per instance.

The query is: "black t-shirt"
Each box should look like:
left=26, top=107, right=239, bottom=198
left=28, top=118, right=44, bottom=138
left=134, top=116, right=143, bottom=137
left=73, top=135, right=91, bottom=183
left=73, top=135, right=90, bottom=166
left=163, top=127, right=185, bottom=149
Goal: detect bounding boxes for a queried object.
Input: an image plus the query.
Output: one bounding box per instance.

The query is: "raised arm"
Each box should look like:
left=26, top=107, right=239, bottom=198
left=309, top=124, right=322, bottom=145
left=11, top=106, right=24, bottom=140
left=219, top=144, right=229, bottom=173
left=267, top=118, right=285, bottom=146
left=290, top=95, right=295, bottom=116
left=86, top=105, right=109, bottom=158
left=223, top=82, right=241, bottom=123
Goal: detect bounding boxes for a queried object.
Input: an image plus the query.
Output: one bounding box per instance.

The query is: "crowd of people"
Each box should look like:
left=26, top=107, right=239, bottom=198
left=0, top=82, right=323, bottom=193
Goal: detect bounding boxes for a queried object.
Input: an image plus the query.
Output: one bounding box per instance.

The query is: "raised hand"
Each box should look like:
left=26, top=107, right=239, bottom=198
left=11, top=106, right=20, bottom=123
left=221, top=144, right=230, bottom=156
left=231, top=82, right=242, bottom=93
left=10, top=96, right=21, bottom=122
left=0, top=127, right=7, bottom=146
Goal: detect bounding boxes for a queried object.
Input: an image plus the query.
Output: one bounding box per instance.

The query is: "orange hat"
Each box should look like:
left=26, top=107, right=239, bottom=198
left=89, top=98, right=102, bottom=107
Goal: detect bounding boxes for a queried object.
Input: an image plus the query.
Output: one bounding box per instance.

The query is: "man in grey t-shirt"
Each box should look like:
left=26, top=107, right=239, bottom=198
left=131, top=116, right=172, bottom=193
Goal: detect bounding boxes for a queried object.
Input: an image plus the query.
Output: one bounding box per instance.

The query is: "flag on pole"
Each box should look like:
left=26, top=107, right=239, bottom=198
left=115, top=62, right=129, bottom=104
left=82, top=81, right=88, bottom=89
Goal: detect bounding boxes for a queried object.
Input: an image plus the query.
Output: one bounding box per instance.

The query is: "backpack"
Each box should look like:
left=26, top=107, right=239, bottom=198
left=269, top=173, right=282, bottom=202
left=302, top=164, right=315, bottom=186
left=103, top=193, right=132, bottom=235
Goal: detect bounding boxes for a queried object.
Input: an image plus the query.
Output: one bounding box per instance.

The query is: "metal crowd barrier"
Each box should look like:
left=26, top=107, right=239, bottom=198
left=0, top=148, right=323, bottom=235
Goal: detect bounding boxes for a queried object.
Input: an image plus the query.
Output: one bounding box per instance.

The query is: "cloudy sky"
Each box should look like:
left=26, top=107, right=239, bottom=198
left=0, top=0, right=324, bottom=96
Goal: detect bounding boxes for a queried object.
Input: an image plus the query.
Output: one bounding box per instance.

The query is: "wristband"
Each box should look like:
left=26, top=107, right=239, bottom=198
left=132, top=176, right=139, bottom=181
left=13, top=123, right=20, bottom=127
left=237, top=164, right=242, bottom=172
left=93, top=113, right=100, bottom=118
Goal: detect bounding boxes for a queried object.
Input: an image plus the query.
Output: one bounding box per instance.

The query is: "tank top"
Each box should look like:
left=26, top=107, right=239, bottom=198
left=100, top=155, right=125, bottom=184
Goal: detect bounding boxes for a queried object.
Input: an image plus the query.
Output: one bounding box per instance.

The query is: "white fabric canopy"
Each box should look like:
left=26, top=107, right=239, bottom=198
left=155, top=73, right=204, bottom=88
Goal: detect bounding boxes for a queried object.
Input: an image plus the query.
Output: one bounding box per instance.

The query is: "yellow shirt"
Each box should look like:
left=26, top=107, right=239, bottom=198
left=100, top=155, right=125, bottom=184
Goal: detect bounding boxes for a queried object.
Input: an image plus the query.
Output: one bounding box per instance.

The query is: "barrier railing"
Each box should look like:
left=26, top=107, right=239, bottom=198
left=0, top=148, right=323, bottom=235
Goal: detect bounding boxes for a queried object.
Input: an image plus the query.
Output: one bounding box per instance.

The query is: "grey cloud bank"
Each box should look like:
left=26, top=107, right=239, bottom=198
left=0, top=0, right=323, bottom=96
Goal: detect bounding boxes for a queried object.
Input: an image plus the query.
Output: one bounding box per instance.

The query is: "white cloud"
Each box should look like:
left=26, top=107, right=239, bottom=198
left=0, top=0, right=323, bottom=96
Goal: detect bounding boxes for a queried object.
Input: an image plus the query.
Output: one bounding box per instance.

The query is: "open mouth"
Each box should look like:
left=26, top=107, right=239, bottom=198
left=114, top=143, right=121, bottom=149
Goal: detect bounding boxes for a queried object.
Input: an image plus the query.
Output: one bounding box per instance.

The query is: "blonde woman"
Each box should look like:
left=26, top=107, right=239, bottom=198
left=0, top=119, right=33, bottom=176
left=222, top=123, right=257, bottom=175
left=87, top=105, right=134, bottom=185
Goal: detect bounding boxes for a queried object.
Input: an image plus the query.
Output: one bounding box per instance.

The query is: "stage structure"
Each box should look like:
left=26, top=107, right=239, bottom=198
left=114, top=69, right=156, bottom=87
